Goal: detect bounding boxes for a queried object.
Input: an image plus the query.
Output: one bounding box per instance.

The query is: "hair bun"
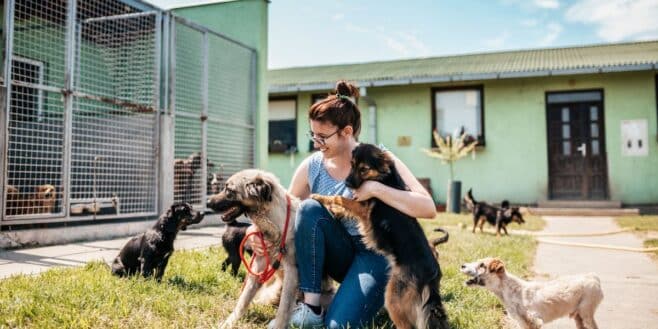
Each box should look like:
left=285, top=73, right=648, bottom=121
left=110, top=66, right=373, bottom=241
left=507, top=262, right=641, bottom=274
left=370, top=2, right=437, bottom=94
left=335, top=80, right=360, bottom=100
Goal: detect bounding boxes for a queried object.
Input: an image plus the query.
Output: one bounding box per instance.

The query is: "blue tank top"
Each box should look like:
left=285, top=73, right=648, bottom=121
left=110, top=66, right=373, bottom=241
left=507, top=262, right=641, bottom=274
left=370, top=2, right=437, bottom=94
left=307, top=151, right=360, bottom=235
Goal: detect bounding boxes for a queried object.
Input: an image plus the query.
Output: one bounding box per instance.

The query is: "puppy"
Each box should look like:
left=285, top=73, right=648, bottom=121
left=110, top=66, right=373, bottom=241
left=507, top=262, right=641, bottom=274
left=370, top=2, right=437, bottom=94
left=221, top=218, right=252, bottom=276
left=461, top=257, right=603, bottom=329
left=111, top=203, right=204, bottom=281
left=312, top=143, right=450, bottom=329
left=5, top=184, right=57, bottom=215
left=464, top=189, right=524, bottom=237
left=207, top=169, right=300, bottom=329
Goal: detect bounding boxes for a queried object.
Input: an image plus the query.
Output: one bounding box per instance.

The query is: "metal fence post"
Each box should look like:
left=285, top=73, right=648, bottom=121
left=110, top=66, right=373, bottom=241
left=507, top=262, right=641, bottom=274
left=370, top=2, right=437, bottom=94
left=158, top=14, right=175, bottom=214
left=61, top=0, right=78, bottom=221
left=0, top=0, right=15, bottom=223
left=200, top=31, right=208, bottom=206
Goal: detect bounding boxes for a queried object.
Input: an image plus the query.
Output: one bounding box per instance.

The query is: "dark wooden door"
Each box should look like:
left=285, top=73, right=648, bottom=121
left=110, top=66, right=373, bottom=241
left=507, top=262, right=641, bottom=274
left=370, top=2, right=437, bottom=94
left=547, top=92, right=608, bottom=200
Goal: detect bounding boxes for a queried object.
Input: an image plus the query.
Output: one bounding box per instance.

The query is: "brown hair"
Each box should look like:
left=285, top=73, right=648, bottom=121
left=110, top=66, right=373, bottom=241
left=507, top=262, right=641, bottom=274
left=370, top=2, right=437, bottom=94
left=309, top=80, right=361, bottom=139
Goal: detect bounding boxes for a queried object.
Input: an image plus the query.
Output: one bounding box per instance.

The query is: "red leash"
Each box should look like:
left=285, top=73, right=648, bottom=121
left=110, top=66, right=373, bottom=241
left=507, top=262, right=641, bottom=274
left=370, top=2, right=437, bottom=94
left=239, top=194, right=292, bottom=284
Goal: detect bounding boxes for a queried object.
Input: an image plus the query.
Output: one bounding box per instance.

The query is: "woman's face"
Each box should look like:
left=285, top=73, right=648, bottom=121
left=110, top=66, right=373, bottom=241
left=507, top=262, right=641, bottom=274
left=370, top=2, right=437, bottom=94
left=309, top=120, right=351, bottom=156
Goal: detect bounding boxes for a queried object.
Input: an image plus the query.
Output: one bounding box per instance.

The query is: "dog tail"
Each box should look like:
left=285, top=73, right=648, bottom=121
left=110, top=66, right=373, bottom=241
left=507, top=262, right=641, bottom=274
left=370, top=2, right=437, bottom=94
left=500, top=200, right=510, bottom=209
left=430, top=228, right=449, bottom=246
left=421, top=284, right=450, bottom=329
left=464, top=188, right=476, bottom=209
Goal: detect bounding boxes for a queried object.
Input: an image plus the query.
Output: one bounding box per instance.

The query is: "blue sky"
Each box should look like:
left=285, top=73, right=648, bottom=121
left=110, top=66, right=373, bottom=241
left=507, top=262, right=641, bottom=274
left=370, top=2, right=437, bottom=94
left=148, top=0, right=658, bottom=69
left=268, top=0, right=658, bottom=68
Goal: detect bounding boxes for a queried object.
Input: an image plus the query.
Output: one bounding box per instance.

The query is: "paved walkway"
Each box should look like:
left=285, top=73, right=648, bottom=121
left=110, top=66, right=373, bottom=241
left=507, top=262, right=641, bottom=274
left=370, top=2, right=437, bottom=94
left=534, top=216, right=658, bottom=329
left=0, top=225, right=225, bottom=279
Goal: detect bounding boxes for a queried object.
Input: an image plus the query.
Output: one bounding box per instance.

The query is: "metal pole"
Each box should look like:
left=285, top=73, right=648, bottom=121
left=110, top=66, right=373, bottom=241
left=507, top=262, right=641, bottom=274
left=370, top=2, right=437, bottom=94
left=250, top=50, right=257, bottom=168
left=1, top=0, right=16, bottom=223
left=200, top=31, right=208, bottom=208
left=153, top=12, right=162, bottom=214
left=61, top=0, right=78, bottom=221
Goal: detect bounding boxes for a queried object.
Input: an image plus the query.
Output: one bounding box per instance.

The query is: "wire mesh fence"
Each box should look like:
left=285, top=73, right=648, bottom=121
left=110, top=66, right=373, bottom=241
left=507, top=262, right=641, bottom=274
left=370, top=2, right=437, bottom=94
left=1, top=0, right=256, bottom=225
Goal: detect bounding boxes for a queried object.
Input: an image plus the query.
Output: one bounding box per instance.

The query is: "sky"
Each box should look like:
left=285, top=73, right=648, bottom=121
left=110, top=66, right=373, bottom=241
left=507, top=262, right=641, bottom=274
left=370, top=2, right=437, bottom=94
left=148, top=0, right=658, bottom=69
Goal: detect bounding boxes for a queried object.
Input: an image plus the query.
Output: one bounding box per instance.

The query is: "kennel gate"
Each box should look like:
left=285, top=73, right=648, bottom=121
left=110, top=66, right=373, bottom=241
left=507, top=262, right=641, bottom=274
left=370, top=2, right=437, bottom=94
left=170, top=16, right=256, bottom=208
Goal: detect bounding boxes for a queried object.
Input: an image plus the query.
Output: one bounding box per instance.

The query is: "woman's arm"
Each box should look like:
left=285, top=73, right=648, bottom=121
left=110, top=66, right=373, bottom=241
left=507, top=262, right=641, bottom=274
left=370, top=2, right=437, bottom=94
left=288, top=156, right=311, bottom=200
left=352, top=152, right=437, bottom=219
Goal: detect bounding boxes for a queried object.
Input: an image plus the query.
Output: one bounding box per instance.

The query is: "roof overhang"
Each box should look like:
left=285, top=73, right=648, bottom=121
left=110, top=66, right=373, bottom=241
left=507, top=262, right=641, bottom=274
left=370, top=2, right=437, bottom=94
left=269, top=63, right=658, bottom=94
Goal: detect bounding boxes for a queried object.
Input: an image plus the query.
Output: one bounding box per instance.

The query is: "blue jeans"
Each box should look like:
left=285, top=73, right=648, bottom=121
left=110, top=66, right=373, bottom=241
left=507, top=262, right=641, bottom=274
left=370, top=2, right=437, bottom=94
left=295, top=199, right=390, bottom=329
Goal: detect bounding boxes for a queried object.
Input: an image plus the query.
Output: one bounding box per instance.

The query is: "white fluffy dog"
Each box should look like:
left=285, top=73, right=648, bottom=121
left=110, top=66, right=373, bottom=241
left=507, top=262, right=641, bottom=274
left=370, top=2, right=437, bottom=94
left=461, top=257, right=603, bottom=329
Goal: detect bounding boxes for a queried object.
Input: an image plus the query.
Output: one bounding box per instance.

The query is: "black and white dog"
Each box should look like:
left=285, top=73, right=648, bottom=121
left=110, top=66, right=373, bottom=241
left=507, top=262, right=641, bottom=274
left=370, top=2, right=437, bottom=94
left=111, top=203, right=204, bottom=281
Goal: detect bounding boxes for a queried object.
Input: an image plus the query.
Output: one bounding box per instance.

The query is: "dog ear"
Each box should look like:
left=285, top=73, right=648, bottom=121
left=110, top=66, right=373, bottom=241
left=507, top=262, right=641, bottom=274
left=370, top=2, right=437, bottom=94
left=245, top=176, right=273, bottom=202
left=488, top=258, right=505, bottom=274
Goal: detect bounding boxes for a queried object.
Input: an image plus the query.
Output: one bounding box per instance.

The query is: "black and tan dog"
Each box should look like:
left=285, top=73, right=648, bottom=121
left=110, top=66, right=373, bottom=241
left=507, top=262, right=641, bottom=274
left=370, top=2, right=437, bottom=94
left=312, top=143, right=450, bottom=329
left=111, top=203, right=204, bottom=281
left=464, top=189, right=525, bottom=237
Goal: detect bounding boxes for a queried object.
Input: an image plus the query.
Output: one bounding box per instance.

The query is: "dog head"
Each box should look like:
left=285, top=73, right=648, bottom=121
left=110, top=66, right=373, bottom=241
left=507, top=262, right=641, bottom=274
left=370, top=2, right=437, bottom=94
left=345, top=144, right=394, bottom=189
left=207, top=169, right=276, bottom=223
left=35, top=184, right=57, bottom=212
left=503, top=207, right=525, bottom=224
left=460, top=257, right=506, bottom=288
left=162, top=202, right=205, bottom=232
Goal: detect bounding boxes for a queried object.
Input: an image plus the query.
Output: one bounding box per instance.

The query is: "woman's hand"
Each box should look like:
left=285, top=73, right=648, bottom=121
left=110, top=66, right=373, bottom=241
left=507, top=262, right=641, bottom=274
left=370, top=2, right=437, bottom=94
left=352, top=180, right=383, bottom=202
left=245, top=225, right=272, bottom=256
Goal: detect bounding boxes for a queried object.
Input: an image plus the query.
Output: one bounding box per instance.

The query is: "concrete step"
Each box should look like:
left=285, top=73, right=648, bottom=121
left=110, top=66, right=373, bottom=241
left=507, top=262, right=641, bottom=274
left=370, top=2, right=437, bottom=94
left=528, top=207, right=639, bottom=216
left=537, top=200, right=622, bottom=208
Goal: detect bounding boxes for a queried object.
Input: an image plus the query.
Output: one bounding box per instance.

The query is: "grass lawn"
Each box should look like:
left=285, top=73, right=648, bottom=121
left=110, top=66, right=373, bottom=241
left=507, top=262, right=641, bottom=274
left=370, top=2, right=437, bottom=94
left=615, top=215, right=658, bottom=256
left=0, top=213, right=543, bottom=329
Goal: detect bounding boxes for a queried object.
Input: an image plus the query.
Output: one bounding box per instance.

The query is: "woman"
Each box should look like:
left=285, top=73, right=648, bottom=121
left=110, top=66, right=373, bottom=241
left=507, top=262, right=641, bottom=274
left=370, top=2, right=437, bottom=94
left=258, top=80, right=436, bottom=329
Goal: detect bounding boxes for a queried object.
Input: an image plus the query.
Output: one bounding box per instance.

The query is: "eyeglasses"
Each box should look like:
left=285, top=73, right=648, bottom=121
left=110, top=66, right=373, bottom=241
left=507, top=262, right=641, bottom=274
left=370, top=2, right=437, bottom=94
left=307, top=129, right=340, bottom=146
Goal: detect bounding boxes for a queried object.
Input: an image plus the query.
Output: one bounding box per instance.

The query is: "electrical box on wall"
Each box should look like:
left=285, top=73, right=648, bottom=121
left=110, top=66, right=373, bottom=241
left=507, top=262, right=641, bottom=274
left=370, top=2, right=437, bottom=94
left=621, top=119, right=648, bottom=156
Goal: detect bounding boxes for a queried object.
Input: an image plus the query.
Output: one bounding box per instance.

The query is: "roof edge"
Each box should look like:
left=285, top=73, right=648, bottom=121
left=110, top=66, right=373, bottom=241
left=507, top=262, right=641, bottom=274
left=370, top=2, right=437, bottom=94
left=269, top=63, right=658, bottom=93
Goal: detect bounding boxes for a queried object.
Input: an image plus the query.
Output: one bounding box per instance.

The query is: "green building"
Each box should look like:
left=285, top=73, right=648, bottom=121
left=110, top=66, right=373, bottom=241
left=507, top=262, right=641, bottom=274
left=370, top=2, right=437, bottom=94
left=267, top=41, right=658, bottom=207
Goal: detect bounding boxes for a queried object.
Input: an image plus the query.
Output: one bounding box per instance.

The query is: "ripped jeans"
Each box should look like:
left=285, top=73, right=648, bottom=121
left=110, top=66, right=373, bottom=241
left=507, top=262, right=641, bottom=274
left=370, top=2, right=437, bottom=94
left=295, top=199, right=390, bottom=329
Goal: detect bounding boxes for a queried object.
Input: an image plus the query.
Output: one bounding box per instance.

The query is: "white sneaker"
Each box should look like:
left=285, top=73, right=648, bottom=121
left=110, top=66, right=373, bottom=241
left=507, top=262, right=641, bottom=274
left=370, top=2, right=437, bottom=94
left=267, top=302, right=324, bottom=329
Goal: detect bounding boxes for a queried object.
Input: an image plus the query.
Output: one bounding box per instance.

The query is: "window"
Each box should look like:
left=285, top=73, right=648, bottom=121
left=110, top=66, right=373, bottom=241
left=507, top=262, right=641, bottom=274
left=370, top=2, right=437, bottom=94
left=268, top=97, right=297, bottom=153
left=432, top=86, right=484, bottom=145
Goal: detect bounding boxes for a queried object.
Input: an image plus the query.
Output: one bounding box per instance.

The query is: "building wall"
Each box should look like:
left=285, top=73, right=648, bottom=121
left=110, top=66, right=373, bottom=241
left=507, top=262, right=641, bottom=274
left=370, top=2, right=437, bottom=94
left=268, top=70, right=658, bottom=205
left=174, top=0, right=269, bottom=168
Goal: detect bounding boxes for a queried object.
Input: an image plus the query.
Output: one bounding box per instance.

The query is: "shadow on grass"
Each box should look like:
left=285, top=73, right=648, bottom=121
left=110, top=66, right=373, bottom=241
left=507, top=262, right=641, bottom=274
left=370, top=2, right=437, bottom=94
left=167, top=275, right=214, bottom=293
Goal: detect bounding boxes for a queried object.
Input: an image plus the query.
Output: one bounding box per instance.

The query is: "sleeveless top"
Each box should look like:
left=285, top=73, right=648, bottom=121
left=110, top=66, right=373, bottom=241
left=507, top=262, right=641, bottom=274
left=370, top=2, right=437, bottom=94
left=307, top=145, right=388, bottom=236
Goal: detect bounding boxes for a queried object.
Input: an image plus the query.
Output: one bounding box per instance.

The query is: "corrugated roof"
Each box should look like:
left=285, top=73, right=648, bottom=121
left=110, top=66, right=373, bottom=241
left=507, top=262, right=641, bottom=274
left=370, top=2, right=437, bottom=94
left=269, top=40, right=658, bottom=92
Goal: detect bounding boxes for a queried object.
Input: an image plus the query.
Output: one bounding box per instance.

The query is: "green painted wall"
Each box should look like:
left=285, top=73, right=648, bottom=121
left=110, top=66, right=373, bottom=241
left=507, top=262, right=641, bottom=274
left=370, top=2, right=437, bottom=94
left=174, top=0, right=269, bottom=168
left=269, top=71, right=658, bottom=205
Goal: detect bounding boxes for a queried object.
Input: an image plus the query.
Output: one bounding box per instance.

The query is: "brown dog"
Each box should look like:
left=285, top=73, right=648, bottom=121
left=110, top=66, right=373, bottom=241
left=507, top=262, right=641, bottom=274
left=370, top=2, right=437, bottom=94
left=5, top=184, right=57, bottom=215
left=311, top=143, right=449, bottom=329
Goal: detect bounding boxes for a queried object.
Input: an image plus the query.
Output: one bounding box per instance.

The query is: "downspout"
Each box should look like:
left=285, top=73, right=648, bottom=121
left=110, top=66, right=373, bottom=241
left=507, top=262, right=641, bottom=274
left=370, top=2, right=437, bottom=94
left=359, top=87, right=377, bottom=144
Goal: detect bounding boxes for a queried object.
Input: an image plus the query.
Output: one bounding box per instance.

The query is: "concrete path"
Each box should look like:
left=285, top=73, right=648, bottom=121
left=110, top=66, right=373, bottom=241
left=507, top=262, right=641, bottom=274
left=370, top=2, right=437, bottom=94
left=0, top=225, right=224, bottom=279
left=534, top=216, right=658, bottom=329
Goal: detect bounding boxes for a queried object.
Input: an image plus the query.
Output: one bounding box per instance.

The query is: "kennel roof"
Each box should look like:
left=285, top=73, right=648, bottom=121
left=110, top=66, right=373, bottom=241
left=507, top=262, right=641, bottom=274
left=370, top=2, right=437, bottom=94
left=269, top=40, right=658, bottom=93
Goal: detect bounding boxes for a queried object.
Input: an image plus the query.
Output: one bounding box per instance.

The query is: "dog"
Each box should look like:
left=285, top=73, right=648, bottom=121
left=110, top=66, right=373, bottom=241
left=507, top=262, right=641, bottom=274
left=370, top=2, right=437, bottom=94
left=207, top=169, right=301, bottom=329
left=111, top=203, right=204, bottom=281
left=464, top=189, right=524, bottom=237
left=311, top=143, right=450, bottom=329
left=5, top=184, right=57, bottom=215
left=461, top=258, right=603, bottom=329
left=221, top=218, right=253, bottom=276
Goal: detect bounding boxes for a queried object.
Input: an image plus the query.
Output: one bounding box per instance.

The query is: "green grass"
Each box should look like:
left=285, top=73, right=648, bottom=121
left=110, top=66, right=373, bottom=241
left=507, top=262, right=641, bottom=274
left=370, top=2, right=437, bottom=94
left=0, top=214, right=543, bottom=328
left=615, top=216, right=658, bottom=257
left=615, top=215, right=658, bottom=232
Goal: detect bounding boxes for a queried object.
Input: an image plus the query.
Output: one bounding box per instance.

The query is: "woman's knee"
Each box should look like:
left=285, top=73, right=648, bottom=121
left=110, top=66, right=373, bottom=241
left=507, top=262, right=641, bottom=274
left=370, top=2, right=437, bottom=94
left=295, top=199, right=326, bottom=232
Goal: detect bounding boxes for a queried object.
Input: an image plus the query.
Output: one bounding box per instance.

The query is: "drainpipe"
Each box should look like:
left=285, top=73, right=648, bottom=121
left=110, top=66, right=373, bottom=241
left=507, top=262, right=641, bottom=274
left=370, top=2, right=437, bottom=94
left=359, top=87, right=377, bottom=144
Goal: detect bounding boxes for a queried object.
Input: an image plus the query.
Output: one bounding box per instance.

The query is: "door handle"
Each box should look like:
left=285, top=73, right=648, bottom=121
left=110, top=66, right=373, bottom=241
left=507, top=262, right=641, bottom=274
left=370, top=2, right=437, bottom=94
left=576, top=143, right=586, bottom=157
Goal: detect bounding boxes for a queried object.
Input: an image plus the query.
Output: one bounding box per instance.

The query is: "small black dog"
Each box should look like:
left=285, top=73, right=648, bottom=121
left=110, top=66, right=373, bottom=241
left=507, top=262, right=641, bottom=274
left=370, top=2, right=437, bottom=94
left=464, top=189, right=524, bottom=237
left=312, top=143, right=450, bottom=329
left=221, top=218, right=253, bottom=276
left=111, top=203, right=204, bottom=280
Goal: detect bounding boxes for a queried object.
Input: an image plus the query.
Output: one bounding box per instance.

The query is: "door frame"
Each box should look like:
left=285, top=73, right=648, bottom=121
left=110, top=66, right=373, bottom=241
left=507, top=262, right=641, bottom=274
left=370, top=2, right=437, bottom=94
left=544, top=88, right=610, bottom=200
